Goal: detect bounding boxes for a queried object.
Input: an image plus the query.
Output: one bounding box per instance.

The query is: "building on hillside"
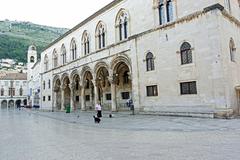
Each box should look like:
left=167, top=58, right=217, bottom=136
left=0, top=59, right=16, bottom=65
left=0, top=73, right=28, bottom=108
left=27, top=45, right=41, bottom=108
left=0, top=59, right=27, bottom=73
left=30, top=0, right=240, bottom=118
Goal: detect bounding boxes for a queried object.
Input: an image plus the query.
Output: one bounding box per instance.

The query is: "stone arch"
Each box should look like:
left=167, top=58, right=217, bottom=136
left=80, top=66, right=93, bottom=80
left=95, top=21, right=107, bottom=49
left=70, top=69, right=81, bottom=110
left=111, top=54, right=132, bottom=74
left=23, top=99, right=27, bottom=106
left=53, top=75, right=61, bottom=111
left=70, top=38, right=77, bottom=60
left=110, top=54, right=132, bottom=111
left=70, top=69, right=80, bottom=82
left=61, top=72, right=70, bottom=82
left=115, top=8, right=130, bottom=24
left=53, top=75, right=61, bottom=92
left=61, top=75, right=71, bottom=110
left=82, top=30, right=91, bottom=42
left=94, top=61, right=110, bottom=74
left=82, top=30, right=91, bottom=55
left=8, top=100, right=14, bottom=108
left=53, top=49, right=58, bottom=68
left=115, top=8, right=130, bottom=41
left=1, top=100, right=7, bottom=109
left=95, top=21, right=107, bottom=35
left=53, top=75, right=61, bottom=86
left=15, top=100, right=21, bottom=108
left=81, top=68, right=94, bottom=111
left=95, top=63, right=111, bottom=109
left=61, top=44, right=67, bottom=64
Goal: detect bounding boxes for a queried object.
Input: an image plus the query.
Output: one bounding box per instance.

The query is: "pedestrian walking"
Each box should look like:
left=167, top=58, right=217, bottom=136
left=127, top=98, right=134, bottom=115
left=95, top=101, right=102, bottom=118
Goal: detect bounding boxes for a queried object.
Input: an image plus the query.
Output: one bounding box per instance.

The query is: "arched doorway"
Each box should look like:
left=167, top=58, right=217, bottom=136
left=95, top=66, right=110, bottom=110
left=23, top=99, right=27, bottom=107
left=8, top=100, right=14, bottom=109
left=1, top=100, right=7, bottom=109
left=82, top=70, right=94, bottom=110
left=112, top=61, right=132, bottom=111
left=62, top=76, right=71, bottom=110
left=53, top=78, right=62, bottom=111
left=71, top=74, right=81, bottom=110
left=15, top=100, right=21, bottom=108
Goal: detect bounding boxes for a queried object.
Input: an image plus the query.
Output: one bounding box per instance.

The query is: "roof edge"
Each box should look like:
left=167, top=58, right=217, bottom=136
left=41, top=0, right=123, bottom=53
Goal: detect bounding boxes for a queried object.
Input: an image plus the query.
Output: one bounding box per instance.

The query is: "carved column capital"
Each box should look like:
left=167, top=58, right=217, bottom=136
left=70, top=82, right=76, bottom=90
left=60, top=84, right=67, bottom=91
left=128, top=72, right=132, bottom=80
left=108, top=76, right=115, bottom=84
left=91, top=79, right=98, bottom=87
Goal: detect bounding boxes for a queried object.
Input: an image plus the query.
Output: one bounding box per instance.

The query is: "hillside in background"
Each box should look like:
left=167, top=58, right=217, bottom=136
left=0, top=20, right=68, bottom=63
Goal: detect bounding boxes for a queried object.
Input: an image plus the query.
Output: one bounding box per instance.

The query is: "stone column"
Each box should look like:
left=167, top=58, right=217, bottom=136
left=53, top=86, right=58, bottom=111
left=81, top=86, right=85, bottom=111
left=109, top=75, right=117, bottom=112
left=89, top=83, right=93, bottom=109
left=70, top=83, right=75, bottom=111
left=54, top=91, right=57, bottom=111
left=93, top=80, right=99, bottom=106
left=60, top=84, right=66, bottom=111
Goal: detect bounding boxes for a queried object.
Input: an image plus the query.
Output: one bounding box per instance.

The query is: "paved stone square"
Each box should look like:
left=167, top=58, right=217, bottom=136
left=0, top=109, right=240, bottom=160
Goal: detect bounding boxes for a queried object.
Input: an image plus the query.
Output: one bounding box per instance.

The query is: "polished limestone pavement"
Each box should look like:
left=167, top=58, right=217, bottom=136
left=0, top=109, right=240, bottom=160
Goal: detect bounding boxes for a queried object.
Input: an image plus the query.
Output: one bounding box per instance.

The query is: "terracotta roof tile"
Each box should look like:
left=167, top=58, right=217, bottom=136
left=0, top=73, right=27, bottom=80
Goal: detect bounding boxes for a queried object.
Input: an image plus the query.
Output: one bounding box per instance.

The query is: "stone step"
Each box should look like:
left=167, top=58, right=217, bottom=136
left=140, top=111, right=214, bottom=118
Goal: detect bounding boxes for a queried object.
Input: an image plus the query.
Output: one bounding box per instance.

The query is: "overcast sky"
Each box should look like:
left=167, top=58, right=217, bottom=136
left=0, top=0, right=113, bottom=28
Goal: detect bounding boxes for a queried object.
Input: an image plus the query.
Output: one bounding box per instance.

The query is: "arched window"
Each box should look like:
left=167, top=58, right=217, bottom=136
left=70, top=39, right=77, bottom=60
left=44, top=54, right=49, bottom=71
left=19, top=87, right=23, bottom=96
left=53, top=49, right=58, bottom=68
left=166, top=0, right=173, bottom=22
left=1, top=88, right=4, bottom=96
left=96, top=21, right=106, bottom=49
left=116, top=9, right=129, bottom=41
left=146, top=52, right=155, bottom=71
left=180, top=42, right=192, bottom=65
left=82, top=31, right=90, bottom=55
left=61, top=44, right=67, bottom=64
left=230, top=38, right=236, bottom=62
left=48, top=80, right=51, bottom=89
left=158, top=0, right=165, bottom=25
left=157, top=0, right=174, bottom=25
left=43, top=81, right=46, bottom=90
left=30, top=56, right=35, bottom=63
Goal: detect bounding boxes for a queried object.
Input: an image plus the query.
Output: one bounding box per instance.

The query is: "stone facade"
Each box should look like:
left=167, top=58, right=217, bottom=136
left=27, top=45, right=41, bottom=108
left=34, top=0, right=240, bottom=117
left=0, top=73, right=28, bottom=108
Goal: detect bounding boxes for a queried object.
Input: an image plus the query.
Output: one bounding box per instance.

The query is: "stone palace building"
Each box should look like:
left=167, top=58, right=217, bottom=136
left=0, top=73, right=28, bottom=108
left=27, top=0, right=240, bottom=118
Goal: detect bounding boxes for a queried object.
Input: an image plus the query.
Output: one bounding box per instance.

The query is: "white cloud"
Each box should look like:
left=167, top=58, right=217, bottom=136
left=0, top=0, right=112, bottom=28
